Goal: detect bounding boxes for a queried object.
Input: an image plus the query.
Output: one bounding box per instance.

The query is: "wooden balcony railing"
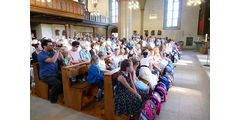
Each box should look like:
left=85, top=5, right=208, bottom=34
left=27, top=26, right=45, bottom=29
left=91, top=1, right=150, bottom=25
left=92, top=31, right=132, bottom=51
left=89, top=15, right=110, bottom=24
left=30, top=0, right=112, bottom=25
left=30, top=0, right=86, bottom=19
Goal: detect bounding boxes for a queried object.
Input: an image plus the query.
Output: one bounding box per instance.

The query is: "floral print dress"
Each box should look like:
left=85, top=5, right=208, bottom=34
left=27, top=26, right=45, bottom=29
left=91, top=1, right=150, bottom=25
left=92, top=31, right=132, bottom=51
left=114, top=71, right=149, bottom=115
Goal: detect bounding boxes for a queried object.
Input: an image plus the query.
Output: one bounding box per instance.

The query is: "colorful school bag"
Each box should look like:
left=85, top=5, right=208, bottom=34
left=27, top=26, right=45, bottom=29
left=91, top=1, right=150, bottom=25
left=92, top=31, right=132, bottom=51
left=155, top=82, right=167, bottom=102
left=150, top=92, right=162, bottom=115
left=164, top=74, right=174, bottom=82
left=168, top=61, right=174, bottom=69
left=164, top=74, right=173, bottom=88
left=159, top=76, right=170, bottom=91
left=165, top=66, right=173, bottom=74
left=138, top=100, right=157, bottom=120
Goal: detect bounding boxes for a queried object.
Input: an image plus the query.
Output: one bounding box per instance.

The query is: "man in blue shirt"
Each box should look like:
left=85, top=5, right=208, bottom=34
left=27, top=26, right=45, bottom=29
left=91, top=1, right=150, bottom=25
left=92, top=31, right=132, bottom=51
left=38, top=39, right=64, bottom=103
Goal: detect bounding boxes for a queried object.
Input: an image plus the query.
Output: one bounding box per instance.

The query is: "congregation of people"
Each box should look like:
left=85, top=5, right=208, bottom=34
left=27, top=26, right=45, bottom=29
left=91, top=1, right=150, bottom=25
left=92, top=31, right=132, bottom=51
left=31, top=35, right=182, bottom=119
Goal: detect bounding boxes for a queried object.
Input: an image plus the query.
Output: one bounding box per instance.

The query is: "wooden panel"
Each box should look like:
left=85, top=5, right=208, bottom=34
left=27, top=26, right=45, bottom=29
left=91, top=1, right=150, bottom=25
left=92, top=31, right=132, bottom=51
left=62, top=0, right=67, bottom=11
left=30, top=0, right=36, bottom=6
left=36, top=0, right=41, bottom=6
left=40, top=0, right=46, bottom=7
left=104, top=70, right=120, bottom=120
left=52, top=0, right=56, bottom=9
left=61, top=62, right=91, bottom=111
left=33, top=63, right=49, bottom=100
left=70, top=1, right=74, bottom=13
left=56, top=0, right=61, bottom=10
left=47, top=0, right=53, bottom=8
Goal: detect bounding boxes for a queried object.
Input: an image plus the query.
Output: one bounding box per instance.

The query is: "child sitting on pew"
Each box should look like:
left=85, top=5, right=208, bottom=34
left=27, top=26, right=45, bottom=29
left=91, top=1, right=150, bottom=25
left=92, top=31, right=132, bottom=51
left=62, top=49, right=72, bottom=66
left=130, top=57, right=150, bottom=93
left=88, top=55, right=104, bottom=102
left=114, top=59, right=148, bottom=118
left=110, top=48, right=123, bottom=69
left=97, top=51, right=110, bottom=72
left=139, top=50, right=159, bottom=90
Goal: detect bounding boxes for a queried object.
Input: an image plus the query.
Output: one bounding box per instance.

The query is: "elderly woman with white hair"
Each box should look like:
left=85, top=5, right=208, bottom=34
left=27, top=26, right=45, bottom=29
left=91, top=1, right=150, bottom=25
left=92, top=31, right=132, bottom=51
left=79, top=41, right=91, bottom=62
left=106, top=40, right=113, bottom=55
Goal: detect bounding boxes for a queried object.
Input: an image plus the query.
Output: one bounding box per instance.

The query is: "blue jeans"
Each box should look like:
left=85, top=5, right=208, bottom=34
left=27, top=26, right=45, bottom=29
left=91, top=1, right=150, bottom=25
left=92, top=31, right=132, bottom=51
left=135, top=81, right=148, bottom=91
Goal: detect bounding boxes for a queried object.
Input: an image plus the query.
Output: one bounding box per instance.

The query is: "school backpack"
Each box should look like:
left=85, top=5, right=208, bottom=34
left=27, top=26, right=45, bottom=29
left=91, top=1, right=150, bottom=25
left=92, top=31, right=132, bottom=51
left=138, top=100, right=157, bottom=120
left=164, top=74, right=173, bottom=89
left=159, top=76, right=170, bottom=91
left=164, top=74, right=174, bottom=82
left=155, top=83, right=167, bottom=102
left=165, top=66, right=174, bottom=74
left=168, top=61, right=174, bottom=69
left=150, top=92, right=162, bottom=115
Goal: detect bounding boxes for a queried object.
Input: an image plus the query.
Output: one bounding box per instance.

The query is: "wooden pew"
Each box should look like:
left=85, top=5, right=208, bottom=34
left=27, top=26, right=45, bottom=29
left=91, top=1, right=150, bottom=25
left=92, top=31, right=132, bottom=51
left=61, top=62, right=94, bottom=111
left=32, top=62, right=49, bottom=100
left=138, top=76, right=149, bottom=85
left=104, top=70, right=130, bottom=120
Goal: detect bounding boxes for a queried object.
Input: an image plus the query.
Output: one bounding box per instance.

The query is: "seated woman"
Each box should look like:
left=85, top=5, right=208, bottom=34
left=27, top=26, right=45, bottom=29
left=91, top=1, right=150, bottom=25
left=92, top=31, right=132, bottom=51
left=89, top=43, right=99, bottom=57
left=139, top=50, right=159, bottom=90
left=99, top=41, right=107, bottom=55
left=79, top=41, right=91, bottom=62
left=88, top=55, right=104, bottom=102
left=114, top=59, right=148, bottom=118
left=130, top=57, right=149, bottom=93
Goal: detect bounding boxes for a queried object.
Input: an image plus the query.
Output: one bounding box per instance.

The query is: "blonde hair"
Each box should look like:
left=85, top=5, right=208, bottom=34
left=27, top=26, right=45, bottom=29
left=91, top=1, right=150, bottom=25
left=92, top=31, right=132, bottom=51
left=120, top=48, right=125, bottom=55
left=153, top=47, right=160, bottom=55
left=130, top=57, right=140, bottom=66
left=62, top=51, right=69, bottom=58
left=90, top=55, right=99, bottom=65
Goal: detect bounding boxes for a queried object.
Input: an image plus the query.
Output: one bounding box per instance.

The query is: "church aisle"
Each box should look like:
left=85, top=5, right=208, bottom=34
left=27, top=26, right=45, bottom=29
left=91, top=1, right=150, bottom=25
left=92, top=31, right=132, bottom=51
left=158, top=51, right=210, bottom=120
left=30, top=95, right=100, bottom=120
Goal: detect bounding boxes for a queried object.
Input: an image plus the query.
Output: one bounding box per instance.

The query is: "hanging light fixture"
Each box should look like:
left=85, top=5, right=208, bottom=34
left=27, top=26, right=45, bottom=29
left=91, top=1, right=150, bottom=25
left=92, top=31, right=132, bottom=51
left=91, top=0, right=100, bottom=16
left=186, top=0, right=202, bottom=6
left=129, top=0, right=139, bottom=10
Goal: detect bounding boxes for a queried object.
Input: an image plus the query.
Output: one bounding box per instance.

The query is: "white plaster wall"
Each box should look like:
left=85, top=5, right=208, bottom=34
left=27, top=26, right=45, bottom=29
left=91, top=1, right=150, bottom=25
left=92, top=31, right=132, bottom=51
left=31, top=24, right=66, bottom=40
left=41, top=24, right=53, bottom=39
left=51, top=24, right=65, bottom=40
left=132, top=0, right=200, bottom=48
left=88, top=0, right=109, bottom=16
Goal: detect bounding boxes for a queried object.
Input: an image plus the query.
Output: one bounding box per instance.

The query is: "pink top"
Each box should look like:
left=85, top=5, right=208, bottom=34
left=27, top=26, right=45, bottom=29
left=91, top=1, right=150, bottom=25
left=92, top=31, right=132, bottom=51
left=69, top=50, right=81, bottom=63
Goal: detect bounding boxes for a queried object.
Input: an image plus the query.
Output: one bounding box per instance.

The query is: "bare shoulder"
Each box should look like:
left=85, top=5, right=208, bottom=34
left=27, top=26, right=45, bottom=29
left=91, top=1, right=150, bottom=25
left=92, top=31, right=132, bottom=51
left=117, top=75, right=125, bottom=81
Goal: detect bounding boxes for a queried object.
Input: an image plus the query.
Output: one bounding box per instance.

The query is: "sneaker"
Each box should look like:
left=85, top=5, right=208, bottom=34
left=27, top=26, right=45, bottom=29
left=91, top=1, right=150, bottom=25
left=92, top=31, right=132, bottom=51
left=50, top=98, right=58, bottom=104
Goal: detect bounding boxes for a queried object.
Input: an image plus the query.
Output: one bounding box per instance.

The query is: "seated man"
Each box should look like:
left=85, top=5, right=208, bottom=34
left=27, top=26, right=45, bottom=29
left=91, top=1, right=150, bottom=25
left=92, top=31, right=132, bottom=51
left=38, top=39, right=64, bottom=103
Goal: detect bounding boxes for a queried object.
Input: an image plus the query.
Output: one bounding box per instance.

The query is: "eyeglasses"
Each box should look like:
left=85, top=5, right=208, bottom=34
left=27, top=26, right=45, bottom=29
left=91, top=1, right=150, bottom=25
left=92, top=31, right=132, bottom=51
left=75, top=45, right=79, bottom=48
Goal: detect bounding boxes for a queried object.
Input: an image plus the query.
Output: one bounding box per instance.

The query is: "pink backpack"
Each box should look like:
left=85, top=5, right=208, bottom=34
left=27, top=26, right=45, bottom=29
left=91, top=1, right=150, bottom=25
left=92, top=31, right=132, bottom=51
left=138, top=100, right=157, bottom=120
left=150, top=92, right=162, bottom=115
left=155, top=85, right=167, bottom=102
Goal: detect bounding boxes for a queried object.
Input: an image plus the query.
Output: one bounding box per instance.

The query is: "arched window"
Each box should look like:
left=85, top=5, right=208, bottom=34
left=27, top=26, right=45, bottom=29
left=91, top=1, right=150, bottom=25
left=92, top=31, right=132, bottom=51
left=164, top=0, right=182, bottom=29
left=110, top=0, right=118, bottom=23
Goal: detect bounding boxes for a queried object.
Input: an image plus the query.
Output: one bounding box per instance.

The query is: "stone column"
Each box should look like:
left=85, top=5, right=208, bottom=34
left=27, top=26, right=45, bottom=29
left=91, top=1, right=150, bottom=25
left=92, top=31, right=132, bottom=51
left=140, top=8, right=144, bottom=36
left=118, top=0, right=132, bottom=40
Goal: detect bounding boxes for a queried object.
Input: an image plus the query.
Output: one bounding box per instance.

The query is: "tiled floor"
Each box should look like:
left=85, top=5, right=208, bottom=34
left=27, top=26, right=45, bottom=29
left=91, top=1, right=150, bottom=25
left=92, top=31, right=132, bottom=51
left=30, top=50, right=210, bottom=120
left=158, top=51, right=210, bottom=120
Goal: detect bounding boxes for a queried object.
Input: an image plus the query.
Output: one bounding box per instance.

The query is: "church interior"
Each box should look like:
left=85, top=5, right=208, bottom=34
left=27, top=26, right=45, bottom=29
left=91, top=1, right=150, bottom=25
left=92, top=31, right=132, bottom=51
left=29, top=0, right=210, bottom=120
